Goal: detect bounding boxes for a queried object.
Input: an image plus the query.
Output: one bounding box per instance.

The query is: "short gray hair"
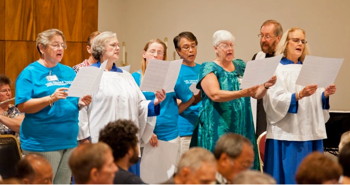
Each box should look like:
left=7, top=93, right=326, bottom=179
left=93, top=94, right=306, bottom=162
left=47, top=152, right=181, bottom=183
left=91, top=31, right=117, bottom=61
left=177, top=147, right=216, bottom=172
left=212, top=30, right=235, bottom=46
left=36, top=29, right=66, bottom=56
left=214, top=133, right=252, bottom=160
left=232, top=170, right=276, bottom=184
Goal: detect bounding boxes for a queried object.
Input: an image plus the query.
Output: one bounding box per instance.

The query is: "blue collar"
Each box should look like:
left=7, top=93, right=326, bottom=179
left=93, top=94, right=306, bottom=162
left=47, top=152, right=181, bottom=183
left=280, top=57, right=302, bottom=65
left=91, top=61, right=123, bottom=72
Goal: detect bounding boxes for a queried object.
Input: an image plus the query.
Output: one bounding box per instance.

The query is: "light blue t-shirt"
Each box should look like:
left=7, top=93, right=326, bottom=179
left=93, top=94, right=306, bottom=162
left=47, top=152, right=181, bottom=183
left=132, top=71, right=193, bottom=141
left=177, top=64, right=201, bottom=136
left=16, top=61, right=79, bottom=152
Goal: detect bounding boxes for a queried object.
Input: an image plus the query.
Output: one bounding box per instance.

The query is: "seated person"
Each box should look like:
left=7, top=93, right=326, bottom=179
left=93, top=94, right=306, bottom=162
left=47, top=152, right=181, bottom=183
left=16, top=153, right=53, bottom=184
left=69, top=142, right=118, bottom=184
left=295, top=152, right=342, bottom=184
left=99, top=119, right=144, bottom=184
left=232, top=170, right=276, bottom=184
left=339, top=142, right=350, bottom=184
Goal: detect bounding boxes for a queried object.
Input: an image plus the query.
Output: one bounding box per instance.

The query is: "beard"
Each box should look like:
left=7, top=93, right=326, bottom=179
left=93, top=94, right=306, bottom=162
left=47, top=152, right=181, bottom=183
left=261, top=40, right=277, bottom=54
left=129, top=147, right=139, bottom=164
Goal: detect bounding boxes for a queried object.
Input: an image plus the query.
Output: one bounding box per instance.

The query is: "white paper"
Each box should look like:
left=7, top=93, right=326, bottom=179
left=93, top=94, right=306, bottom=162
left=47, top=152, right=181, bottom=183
left=241, top=55, right=282, bottom=89
left=68, top=61, right=107, bottom=97
left=189, top=83, right=200, bottom=94
left=140, top=140, right=179, bottom=183
left=296, top=55, right=343, bottom=88
left=119, top=65, right=130, bottom=72
left=140, top=59, right=183, bottom=92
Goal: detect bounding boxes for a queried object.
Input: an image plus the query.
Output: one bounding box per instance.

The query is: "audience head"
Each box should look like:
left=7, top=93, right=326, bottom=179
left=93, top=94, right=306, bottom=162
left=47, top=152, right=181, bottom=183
left=99, top=119, right=139, bottom=168
left=232, top=170, right=276, bottom=184
left=259, top=20, right=283, bottom=55
left=339, top=142, right=350, bottom=178
left=141, top=39, right=167, bottom=75
left=36, top=29, right=66, bottom=60
left=214, top=133, right=254, bottom=182
left=275, top=27, right=310, bottom=62
left=174, top=147, right=217, bottom=184
left=91, top=31, right=119, bottom=62
left=16, top=153, right=53, bottom=184
left=69, top=142, right=118, bottom=184
left=212, top=30, right=235, bottom=62
left=173, top=31, right=198, bottom=64
left=295, top=152, right=342, bottom=184
left=0, top=75, right=12, bottom=105
left=86, top=31, right=101, bottom=54
left=339, top=131, right=350, bottom=152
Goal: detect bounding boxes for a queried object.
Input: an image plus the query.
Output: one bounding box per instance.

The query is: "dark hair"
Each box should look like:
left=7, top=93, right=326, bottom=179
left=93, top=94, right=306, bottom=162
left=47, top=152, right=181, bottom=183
left=295, top=152, right=342, bottom=184
left=261, top=20, right=283, bottom=37
left=99, top=119, right=139, bottom=161
left=173, top=31, right=198, bottom=50
left=0, top=74, right=11, bottom=87
left=214, top=133, right=252, bottom=160
left=339, top=142, right=350, bottom=177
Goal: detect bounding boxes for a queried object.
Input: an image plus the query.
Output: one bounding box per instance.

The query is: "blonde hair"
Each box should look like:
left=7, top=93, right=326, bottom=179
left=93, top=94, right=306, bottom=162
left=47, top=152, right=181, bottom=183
left=141, top=39, right=167, bottom=76
left=36, top=29, right=66, bottom=56
left=275, top=27, right=310, bottom=62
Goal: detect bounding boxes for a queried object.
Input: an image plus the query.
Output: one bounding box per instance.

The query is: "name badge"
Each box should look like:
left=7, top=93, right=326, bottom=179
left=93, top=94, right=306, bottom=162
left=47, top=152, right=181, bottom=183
left=46, top=75, right=58, bottom=81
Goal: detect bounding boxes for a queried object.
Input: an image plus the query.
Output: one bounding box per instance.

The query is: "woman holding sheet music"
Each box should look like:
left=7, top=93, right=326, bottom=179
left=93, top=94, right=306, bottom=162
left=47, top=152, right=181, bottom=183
left=263, top=27, right=337, bottom=184
left=15, top=29, right=92, bottom=184
left=190, top=30, right=276, bottom=171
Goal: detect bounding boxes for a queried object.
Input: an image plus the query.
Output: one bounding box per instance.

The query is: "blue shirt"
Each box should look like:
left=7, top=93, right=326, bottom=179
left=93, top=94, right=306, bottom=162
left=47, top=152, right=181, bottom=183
left=16, top=61, right=79, bottom=152
left=177, top=64, right=201, bottom=136
left=132, top=71, right=193, bottom=141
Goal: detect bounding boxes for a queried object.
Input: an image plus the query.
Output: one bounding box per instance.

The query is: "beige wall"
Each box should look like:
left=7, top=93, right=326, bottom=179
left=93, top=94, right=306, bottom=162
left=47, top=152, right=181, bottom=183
left=99, top=0, right=350, bottom=110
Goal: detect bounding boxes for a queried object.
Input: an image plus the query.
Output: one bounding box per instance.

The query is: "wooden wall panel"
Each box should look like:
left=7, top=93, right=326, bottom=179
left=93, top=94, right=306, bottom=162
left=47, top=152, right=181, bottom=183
left=82, top=0, right=98, bottom=41
left=61, top=42, right=83, bottom=67
left=5, top=0, right=35, bottom=41
left=5, top=41, right=38, bottom=81
left=0, top=41, right=4, bottom=74
left=0, top=0, right=5, bottom=40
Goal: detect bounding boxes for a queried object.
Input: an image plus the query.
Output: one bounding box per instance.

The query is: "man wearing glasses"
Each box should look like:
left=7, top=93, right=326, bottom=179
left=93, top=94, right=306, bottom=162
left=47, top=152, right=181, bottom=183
left=173, top=31, right=201, bottom=156
left=251, top=20, right=283, bottom=137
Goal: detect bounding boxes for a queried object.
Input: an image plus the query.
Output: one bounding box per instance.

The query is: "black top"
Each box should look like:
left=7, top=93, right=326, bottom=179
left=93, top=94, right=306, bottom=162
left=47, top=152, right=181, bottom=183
left=113, top=166, right=145, bottom=184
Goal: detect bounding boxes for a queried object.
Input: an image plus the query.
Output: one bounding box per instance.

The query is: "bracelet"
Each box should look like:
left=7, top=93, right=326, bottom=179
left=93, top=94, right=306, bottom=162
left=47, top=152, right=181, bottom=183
left=264, top=83, right=269, bottom=89
left=48, top=94, right=54, bottom=107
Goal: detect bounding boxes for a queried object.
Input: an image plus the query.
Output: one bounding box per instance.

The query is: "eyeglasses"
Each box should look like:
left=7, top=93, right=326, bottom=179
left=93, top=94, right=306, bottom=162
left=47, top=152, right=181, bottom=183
left=181, top=44, right=197, bottom=51
left=218, top=43, right=234, bottom=50
left=49, top=42, right=67, bottom=49
left=147, top=49, right=164, bottom=56
left=258, top=34, right=275, bottom=40
left=289, top=38, right=308, bottom=44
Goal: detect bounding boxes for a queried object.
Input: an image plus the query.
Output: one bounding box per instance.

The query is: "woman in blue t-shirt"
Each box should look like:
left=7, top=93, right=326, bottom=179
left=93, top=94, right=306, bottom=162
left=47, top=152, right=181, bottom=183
left=15, top=29, right=91, bottom=184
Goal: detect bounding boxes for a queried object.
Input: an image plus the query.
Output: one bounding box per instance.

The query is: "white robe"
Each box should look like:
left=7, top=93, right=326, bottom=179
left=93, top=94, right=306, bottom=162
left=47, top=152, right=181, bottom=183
left=263, top=63, right=330, bottom=141
left=78, top=70, right=155, bottom=144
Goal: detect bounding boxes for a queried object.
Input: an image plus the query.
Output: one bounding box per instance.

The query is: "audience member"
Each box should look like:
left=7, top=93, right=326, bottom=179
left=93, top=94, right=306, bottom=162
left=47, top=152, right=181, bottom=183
left=15, top=28, right=92, bottom=184
left=232, top=170, right=276, bottom=184
left=339, top=142, right=350, bottom=184
left=214, top=133, right=254, bottom=184
left=69, top=142, right=118, bottom=184
left=99, top=119, right=144, bottom=184
left=251, top=20, right=283, bottom=137
left=190, top=30, right=276, bottom=170
left=263, top=27, right=337, bottom=184
left=173, top=31, right=202, bottom=156
left=339, top=131, right=350, bottom=152
left=16, top=153, right=53, bottom=184
left=0, top=75, right=24, bottom=135
left=72, top=31, right=100, bottom=72
left=164, top=147, right=216, bottom=184
left=295, top=152, right=342, bottom=184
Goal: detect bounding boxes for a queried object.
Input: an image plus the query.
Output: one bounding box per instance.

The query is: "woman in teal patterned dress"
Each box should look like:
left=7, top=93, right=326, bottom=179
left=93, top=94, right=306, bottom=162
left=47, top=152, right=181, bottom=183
left=190, top=30, right=276, bottom=170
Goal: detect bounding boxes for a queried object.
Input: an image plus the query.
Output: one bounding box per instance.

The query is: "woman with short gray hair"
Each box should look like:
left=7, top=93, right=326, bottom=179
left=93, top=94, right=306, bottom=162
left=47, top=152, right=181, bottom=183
left=190, top=30, right=276, bottom=170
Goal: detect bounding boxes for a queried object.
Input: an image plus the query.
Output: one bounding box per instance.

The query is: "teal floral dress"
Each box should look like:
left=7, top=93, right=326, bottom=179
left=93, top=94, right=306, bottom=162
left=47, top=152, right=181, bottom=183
left=191, top=59, right=259, bottom=169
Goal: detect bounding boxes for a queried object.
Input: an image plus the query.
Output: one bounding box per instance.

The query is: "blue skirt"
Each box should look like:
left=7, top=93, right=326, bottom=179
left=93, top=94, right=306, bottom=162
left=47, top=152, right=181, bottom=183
left=264, top=139, right=323, bottom=184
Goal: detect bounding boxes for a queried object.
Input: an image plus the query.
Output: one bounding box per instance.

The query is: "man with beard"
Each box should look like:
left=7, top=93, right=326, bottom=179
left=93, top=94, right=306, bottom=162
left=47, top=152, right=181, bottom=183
left=99, top=119, right=144, bottom=184
left=251, top=20, right=283, bottom=136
